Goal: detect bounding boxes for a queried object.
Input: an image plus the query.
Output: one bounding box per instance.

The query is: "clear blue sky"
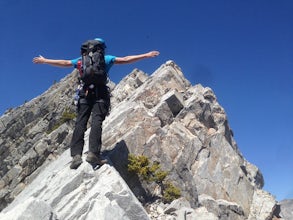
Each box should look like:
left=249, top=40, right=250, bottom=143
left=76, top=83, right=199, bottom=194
left=1, top=0, right=292, bottom=201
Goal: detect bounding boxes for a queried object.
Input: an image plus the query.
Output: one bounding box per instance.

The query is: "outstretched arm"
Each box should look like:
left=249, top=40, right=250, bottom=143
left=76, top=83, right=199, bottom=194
left=33, top=55, right=73, bottom=67
left=114, top=51, right=160, bottom=64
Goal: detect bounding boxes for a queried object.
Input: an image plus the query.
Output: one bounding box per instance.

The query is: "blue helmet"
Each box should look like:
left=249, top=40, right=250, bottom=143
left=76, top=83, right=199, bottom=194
left=94, top=38, right=106, bottom=48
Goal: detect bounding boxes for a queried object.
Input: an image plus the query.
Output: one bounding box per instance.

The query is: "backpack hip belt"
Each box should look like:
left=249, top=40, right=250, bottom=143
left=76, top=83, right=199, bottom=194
left=84, top=84, right=96, bottom=97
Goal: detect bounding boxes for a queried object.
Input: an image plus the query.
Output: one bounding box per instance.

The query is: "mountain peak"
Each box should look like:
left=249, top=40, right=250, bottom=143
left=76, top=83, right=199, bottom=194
left=0, top=61, right=282, bottom=219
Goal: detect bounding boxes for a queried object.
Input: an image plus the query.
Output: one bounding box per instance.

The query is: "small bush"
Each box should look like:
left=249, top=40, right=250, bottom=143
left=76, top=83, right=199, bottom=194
left=128, top=154, right=180, bottom=203
left=163, top=182, right=181, bottom=203
left=47, top=108, right=76, bottom=134
left=128, top=154, right=150, bottom=180
left=128, top=154, right=168, bottom=183
left=60, top=108, right=76, bottom=122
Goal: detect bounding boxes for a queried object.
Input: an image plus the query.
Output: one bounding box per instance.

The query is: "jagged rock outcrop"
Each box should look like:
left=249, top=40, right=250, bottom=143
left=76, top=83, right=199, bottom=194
left=279, top=199, right=293, bottom=220
left=0, top=61, right=282, bottom=219
left=102, top=61, right=277, bottom=219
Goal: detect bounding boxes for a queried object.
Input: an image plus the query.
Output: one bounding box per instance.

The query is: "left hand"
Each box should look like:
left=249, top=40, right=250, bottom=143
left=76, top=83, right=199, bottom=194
left=147, top=51, right=160, bottom=58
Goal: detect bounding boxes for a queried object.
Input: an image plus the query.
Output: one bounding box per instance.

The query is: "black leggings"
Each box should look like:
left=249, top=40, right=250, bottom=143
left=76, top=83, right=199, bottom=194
left=70, top=98, right=109, bottom=157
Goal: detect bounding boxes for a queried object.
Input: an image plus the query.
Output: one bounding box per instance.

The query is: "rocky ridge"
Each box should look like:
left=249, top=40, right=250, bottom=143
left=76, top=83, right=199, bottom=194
left=0, top=61, right=284, bottom=219
left=0, top=70, right=78, bottom=210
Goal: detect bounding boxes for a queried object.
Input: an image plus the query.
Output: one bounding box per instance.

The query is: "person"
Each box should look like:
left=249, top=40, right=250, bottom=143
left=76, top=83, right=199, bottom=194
left=33, top=38, right=160, bottom=169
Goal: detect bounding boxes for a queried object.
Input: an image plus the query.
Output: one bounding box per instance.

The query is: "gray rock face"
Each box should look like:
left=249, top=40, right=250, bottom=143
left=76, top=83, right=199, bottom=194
left=0, top=197, right=58, bottom=220
left=0, top=70, right=78, bottom=210
left=0, top=61, right=280, bottom=219
left=0, top=134, right=149, bottom=220
left=280, top=199, right=293, bottom=220
left=102, top=61, right=277, bottom=219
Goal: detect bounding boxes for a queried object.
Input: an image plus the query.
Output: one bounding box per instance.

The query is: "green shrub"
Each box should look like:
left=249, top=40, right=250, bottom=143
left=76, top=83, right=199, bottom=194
left=128, top=154, right=149, bottom=179
left=60, top=108, right=76, bottom=122
left=128, top=154, right=181, bottom=203
left=47, top=108, right=76, bottom=134
left=128, top=154, right=168, bottom=183
left=163, top=182, right=181, bottom=203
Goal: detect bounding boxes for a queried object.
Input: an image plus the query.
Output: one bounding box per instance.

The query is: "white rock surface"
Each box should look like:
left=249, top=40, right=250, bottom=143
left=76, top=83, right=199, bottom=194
left=1, top=141, right=149, bottom=220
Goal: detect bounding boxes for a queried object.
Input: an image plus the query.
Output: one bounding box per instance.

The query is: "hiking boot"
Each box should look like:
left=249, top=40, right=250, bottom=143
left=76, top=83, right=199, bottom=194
left=70, top=155, right=82, bottom=169
left=86, top=152, right=108, bottom=166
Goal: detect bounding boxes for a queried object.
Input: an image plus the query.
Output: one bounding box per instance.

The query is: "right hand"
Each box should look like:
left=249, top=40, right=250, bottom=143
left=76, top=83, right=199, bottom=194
left=33, top=55, right=46, bottom=64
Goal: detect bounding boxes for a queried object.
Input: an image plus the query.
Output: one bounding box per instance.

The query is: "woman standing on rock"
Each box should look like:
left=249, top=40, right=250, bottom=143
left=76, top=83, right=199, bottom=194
left=33, top=37, right=159, bottom=169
